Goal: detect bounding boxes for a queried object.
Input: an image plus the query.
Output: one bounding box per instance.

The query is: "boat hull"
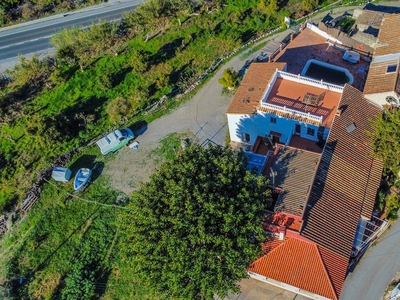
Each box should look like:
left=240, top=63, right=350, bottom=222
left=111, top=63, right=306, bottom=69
left=74, top=168, right=92, bottom=191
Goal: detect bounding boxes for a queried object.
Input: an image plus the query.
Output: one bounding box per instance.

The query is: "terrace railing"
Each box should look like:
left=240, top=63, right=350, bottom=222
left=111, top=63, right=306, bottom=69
left=278, top=71, right=344, bottom=93
left=259, top=102, right=323, bottom=124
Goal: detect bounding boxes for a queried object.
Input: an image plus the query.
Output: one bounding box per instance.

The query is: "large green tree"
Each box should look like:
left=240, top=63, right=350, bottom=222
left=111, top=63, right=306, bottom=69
left=118, top=144, right=271, bottom=299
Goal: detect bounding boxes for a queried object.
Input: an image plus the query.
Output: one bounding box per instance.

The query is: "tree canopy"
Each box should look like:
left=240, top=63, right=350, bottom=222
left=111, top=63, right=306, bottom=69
left=369, top=107, right=400, bottom=180
left=118, top=144, right=271, bottom=299
left=218, top=68, right=240, bottom=89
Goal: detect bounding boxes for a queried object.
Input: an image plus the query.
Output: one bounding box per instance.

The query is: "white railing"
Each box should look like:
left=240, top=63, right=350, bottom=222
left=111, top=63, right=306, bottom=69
left=260, top=69, right=279, bottom=102
left=259, top=102, right=323, bottom=124
left=352, top=217, right=390, bottom=257
left=278, top=71, right=344, bottom=93
left=306, top=22, right=342, bottom=45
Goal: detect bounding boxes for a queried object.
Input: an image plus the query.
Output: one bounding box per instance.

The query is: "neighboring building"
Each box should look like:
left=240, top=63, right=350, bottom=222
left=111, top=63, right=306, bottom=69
left=227, top=29, right=388, bottom=298
left=363, top=14, right=400, bottom=107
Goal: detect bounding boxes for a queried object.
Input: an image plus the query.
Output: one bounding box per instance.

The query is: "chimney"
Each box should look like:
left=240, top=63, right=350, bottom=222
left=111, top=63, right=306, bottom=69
left=278, top=226, right=286, bottom=240
left=335, top=108, right=343, bottom=117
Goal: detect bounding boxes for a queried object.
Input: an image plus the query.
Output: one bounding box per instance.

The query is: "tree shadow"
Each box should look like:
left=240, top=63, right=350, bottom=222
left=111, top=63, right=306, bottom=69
left=51, top=95, right=108, bottom=141
left=94, top=267, right=112, bottom=298
left=91, top=161, right=104, bottom=182
left=151, top=37, right=184, bottom=65
left=68, top=155, right=97, bottom=175
left=240, top=29, right=255, bottom=43
left=55, top=64, right=80, bottom=83
left=111, top=66, right=133, bottom=87
left=128, top=119, right=148, bottom=137
left=169, top=62, right=191, bottom=86
left=364, top=3, right=400, bottom=13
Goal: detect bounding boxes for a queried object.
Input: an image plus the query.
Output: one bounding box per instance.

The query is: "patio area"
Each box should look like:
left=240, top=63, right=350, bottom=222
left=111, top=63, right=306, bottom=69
left=273, top=28, right=370, bottom=91
left=289, top=135, right=323, bottom=154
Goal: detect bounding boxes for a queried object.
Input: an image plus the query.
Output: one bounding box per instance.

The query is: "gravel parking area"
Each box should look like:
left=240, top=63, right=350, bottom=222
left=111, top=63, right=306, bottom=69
left=102, top=43, right=273, bottom=194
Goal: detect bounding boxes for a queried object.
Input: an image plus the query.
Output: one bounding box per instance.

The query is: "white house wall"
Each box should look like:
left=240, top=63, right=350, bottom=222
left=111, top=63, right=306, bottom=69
left=364, top=91, right=399, bottom=107
left=227, top=112, right=320, bottom=145
left=248, top=271, right=331, bottom=300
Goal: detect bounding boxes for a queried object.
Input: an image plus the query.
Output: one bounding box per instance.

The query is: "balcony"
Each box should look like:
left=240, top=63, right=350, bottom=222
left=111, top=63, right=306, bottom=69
left=258, top=102, right=323, bottom=125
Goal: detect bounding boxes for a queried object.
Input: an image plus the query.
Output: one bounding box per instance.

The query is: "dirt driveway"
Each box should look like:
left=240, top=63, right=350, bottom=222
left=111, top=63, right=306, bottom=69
left=102, top=45, right=277, bottom=195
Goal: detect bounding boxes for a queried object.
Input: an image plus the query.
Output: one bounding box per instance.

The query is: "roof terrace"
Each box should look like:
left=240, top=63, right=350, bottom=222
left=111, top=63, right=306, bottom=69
left=273, top=28, right=370, bottom=91
left=257, top=71, right=343, bottom=128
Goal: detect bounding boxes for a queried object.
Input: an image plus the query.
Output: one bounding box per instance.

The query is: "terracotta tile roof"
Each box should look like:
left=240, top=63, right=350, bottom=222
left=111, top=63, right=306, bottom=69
left=375, top=14, right=400, bottom=56
left=266, top=146, right=320, bottom=216
left=248, top=237, right=338, bottom=300
left=301, top=85, right=383, bottom=258
left=318, top=245, right=348, bottom=297
left=363, top=60, right=400, bottom=94
left=226, top=62, right=286, bottom=114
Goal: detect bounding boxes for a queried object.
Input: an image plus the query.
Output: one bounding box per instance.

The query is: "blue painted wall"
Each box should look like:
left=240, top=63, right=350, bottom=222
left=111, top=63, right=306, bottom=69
left=228, top=112, right=322, bottom=145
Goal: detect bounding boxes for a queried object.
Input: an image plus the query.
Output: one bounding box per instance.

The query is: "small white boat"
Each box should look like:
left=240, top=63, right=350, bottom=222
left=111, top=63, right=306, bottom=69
left=73, top=168, right=92, bottom=191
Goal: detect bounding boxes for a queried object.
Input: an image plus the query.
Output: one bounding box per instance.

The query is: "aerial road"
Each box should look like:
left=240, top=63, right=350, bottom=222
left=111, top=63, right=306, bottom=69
left=0, top=0, right=143, bottom=71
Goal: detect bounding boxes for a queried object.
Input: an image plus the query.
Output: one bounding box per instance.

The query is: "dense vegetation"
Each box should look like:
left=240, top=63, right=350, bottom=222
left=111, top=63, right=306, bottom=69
left=369, top=106, right=400, bottom=219
left=1, top=143, right=271, bottom=299
left=119, top=144, right=271, bottom=299
left=1, top=154, right=125, bottom=299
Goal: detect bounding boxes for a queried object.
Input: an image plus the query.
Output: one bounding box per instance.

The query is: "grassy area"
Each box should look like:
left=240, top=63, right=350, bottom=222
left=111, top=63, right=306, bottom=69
left=149, top=131, right=192, bottom=163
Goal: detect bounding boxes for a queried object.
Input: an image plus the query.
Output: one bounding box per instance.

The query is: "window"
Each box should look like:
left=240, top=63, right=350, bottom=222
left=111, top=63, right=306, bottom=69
left=244, top=133, right=250, bottom=143
left=387, top=65, right=397, bottom=73
left=270, top=117, right=277, bottom=124
left=307, top=128, right=315, bottom=136
left=120, top=129, right=128, bottom=137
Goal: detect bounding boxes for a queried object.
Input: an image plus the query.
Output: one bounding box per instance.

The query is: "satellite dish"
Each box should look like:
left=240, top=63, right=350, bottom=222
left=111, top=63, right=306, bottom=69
left=386, top=96, right=397, bottom=104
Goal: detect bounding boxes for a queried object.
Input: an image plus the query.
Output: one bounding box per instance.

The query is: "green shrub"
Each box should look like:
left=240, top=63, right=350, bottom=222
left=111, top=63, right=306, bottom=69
left=106, top=96, right=132, bottom=123
left=218, top=67, right=240, bottom=89
left=386, top=194, right=400, bottom=221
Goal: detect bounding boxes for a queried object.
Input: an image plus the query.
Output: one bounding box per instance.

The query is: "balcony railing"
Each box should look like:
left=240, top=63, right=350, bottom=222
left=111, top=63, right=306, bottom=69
left=259, top=102, right=323, bottom=124
left=278, top=71, right=344, bottom=93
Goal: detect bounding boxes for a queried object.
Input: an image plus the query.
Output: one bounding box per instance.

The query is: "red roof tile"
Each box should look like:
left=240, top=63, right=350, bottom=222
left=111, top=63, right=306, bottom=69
left=375, top=14, right=400, bottom=56
left=363, top=60, right=400, bottom=94
left=301, top=85, right=383, bottom=258
left=248, top=237, right=338, bottom=300
left=318, top=246, right=348, bottom=297
left=226, top=62, right=286, bottom=114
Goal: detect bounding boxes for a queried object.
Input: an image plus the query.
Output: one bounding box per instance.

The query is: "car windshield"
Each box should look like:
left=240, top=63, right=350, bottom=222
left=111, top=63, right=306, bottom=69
left=120, top=129, right=129, bottom=137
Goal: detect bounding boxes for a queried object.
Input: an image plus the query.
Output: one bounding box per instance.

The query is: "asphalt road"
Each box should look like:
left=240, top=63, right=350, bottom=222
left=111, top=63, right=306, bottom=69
left=0, top=0, right=142, bottom=66
left=340, top=218, right=400, bottom=300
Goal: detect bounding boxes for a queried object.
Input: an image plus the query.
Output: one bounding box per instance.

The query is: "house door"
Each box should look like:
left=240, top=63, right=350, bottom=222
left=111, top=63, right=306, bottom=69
left=295, top=124, right=301, bottom=135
